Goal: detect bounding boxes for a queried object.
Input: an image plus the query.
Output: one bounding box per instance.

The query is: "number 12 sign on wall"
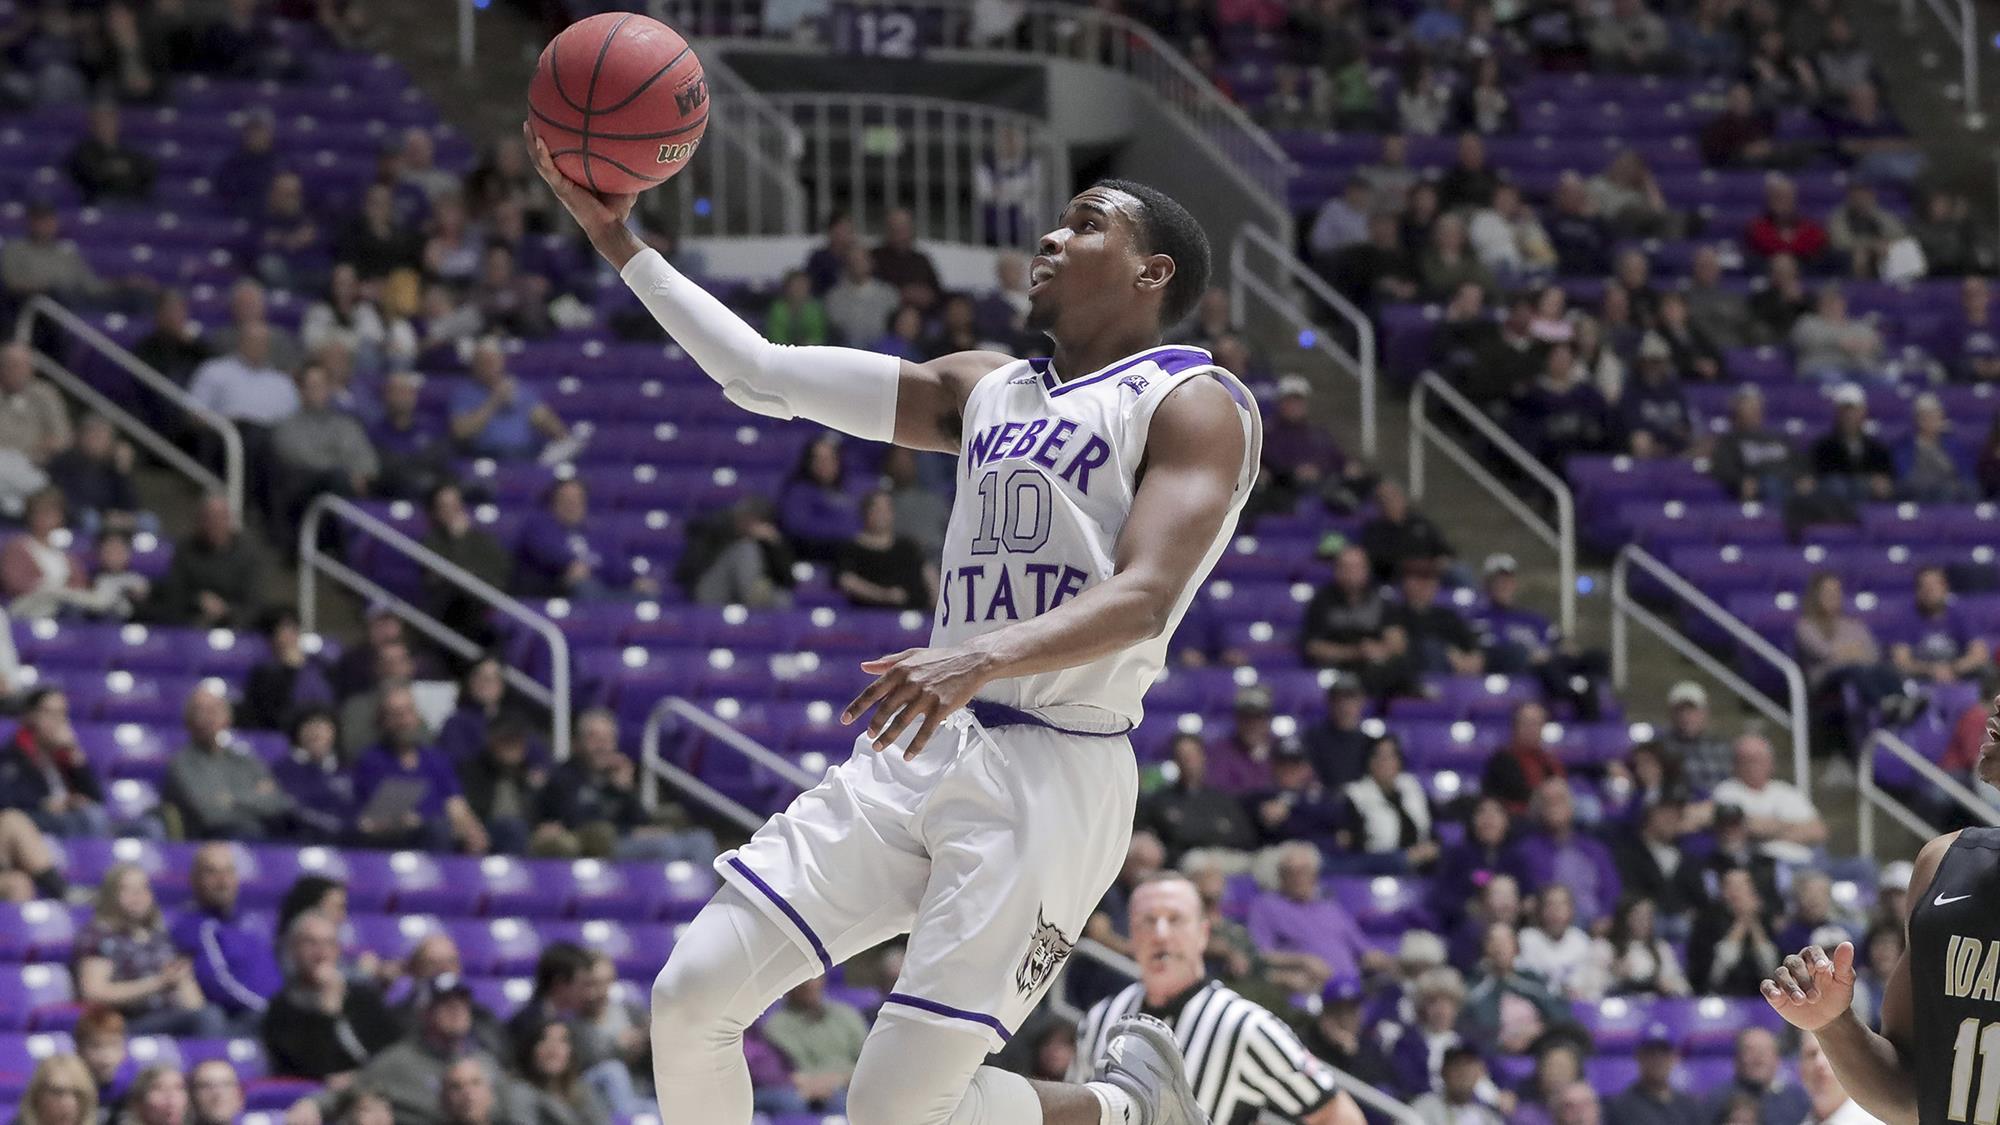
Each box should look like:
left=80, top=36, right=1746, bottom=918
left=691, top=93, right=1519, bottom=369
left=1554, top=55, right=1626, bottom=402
left=829, top=3, right=937, bottom=58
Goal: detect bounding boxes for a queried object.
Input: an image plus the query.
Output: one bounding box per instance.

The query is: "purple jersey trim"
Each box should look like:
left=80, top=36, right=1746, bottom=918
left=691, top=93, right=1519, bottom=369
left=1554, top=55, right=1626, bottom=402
left=882, top=992, right=1015, bottom=1040
left=726, top=857, right=833, bottom=973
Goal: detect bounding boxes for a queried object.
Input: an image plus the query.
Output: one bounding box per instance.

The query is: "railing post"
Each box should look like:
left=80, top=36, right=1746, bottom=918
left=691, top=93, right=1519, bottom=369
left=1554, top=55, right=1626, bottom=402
left=1961, top=0, right=1979, bottom=125
left=298, top=502, right=324, bottom=636
left=458, top=0, right=474, bottom=70
left=1407, top=379, right=1428, bottom=501
left=1859, top=732, right=1876, bottom=860
left=1556, top=490, right=1576, bottom=639
left=1610, top=549, right=1629, bottom=690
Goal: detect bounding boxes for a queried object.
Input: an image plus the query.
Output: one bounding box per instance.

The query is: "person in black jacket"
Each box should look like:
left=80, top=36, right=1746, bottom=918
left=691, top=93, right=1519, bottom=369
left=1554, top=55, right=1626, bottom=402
left=1611, top=796, right=1709, bottom=930
left=1808, top=384, right=1894, bottom=502
left=457, top=722, right=545, bottom=855
left=1684, top=866, right=1781, bottom=997
left=241, top=607, right=339, bottom=733
left=67, top=102, right=156, bottom=203
left=262, top=911, right=400, bottom=1081
left=534, top=709, right=714, bottom=863
left=0, top=686, right=109, bottom=838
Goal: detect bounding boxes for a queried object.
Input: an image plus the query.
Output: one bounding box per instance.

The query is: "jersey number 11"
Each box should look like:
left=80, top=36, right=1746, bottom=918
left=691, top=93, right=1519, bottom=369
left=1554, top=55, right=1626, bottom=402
left=1950, top=1018, right=2000, bottom=1125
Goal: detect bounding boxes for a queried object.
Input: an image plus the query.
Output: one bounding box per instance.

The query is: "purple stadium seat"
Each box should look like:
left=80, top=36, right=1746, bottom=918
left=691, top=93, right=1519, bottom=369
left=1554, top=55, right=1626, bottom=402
left=0, top=964, right=77, bottom=1031
left=450, top=917, right=545, bottom=976
left=348, top=912, right=444, bottom=965
left=0, top=903, right=80, bottom=964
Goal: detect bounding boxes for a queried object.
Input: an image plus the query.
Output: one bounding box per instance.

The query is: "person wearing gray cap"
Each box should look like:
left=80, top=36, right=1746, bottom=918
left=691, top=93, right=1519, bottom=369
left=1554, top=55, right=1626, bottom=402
left=1258, top=374, right=1366, bottom=517
left=1619, top=330, right=1698, bottom=459
left=1709, top=385, right=1798, bottom=503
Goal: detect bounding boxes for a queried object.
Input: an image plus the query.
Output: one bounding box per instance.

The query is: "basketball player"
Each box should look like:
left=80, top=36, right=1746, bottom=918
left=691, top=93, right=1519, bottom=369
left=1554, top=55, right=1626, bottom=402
left=1762, top=694, right=2000, bottom=1125
left=530, top=125, right=1262, bottom=1125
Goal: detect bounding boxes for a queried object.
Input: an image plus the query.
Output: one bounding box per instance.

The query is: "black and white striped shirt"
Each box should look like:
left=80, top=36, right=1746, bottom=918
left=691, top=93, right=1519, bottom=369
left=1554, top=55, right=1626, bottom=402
left=1069, top=980, right=1342, bottom=1125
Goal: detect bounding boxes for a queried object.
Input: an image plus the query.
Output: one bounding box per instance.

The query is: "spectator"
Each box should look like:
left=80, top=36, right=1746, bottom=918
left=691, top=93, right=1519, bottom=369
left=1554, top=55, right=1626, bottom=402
left=1257, top=62, right=1323, bottom=131
left=1468, top=182, right=1556, bottom=282
left=132, top=289, right=215, bottom=389
left=416, top=481, right=510, bottom=638
left=46, top=415, right=138, bottom=534
left=2, top=202, right=112, bottom=308
left=1653, top=291, right=1722, bottom=383
left=536, top=708, right=714, bottom=863
left=1359, top=479, right=1454, bottom=583
left=1683, top=246, right=1755, bottom=349
left=1745, top=176, right=1828, bottom=264
left=67, top=101, right=156, bottom=204
left=1709, top=734, right=1826, bottom=866
left=514, top=1016, right=611, bottom=1125
left=1138, top=734, right=1259, bottom=859
left=210, top=279, right=304, bottom=372
left=287, top=976, right=527, bottom=1125
left=303, top=263, right=413, bottom=373
left=1706, top=1027, right=1809, bottom=1125
left=1795, top=570, right=1901, bottom=721
left=368, top=372, right=450, bottom=500
left=186, top=1060, right=243, bottom=1125
left=1827, top=183, right=1909, bottom=280
left=1916, top=192, right=1980, bottom=279
left=778, top=434, right=862, bottom=562
left=1590, top=149, right=1679, bottom=239
left=1700, top=83, right=1779, bottom=168
left=1300, top=674, right=1373, bottom=788
left=449, top=339, right=568, bottom=461
left=242, top=607, right=337, bottom=732
left=1206, top=684, right=1280, bottom=795
left=1515, top=1039, right=1590, bottom=1125
left=1687, top=867, right=1783, bottom=998
left=1412, top=1047, right=1506, bottom=1125
left=822, top=246, right=900, bottom=348
left=1419, top=214, right=1496, bottom=301
left=1080, top=832, right=1166, bottom=966
left=1708, top=386, right=1798, bottom=504
left=262, top=910, right=400, bottom=1080
left=878, top=447, right=949, bottom=556
left=393, top=128, right=457, bottom=202
left=1619, top=335, right=1697, bottom=457
left=1593, top=897, right=1690, bottom=997
left=1588, top=0, right=1669, bottom=71
left=513, top=479, right=656, bottom=600
left=1246, top=841, right=1389, bottom=990
left=761, top=977, right=865, bottom=1114
left=1509, top=776, right=1622, bottom=924
left=122, top=1063, right=189, bottom=1125
left=1309, top=180, right=1374, bottom=266
left=387, top=937, right=507, bottom=1056
left=1302, top=545, right=1416, bottom=697
left=1793, top=295, right=1885, bottom=385
left=1387, top=966, right=1477, bottom=1097
left=1606, top=1029, right=1701, bottom=1125
left=1455, top=54, right=1514, bottom=134
left=1338, top=733, right=1437, bottom=868
left=0, top=488, right=85, bottom=614
left=0, top=804, right=64, bottom=902
left=1891, top=564, right=1993, bottom=686
left=74, top=1004, right=137, bottom=1113
left=422, top=193, right=483, bottom=285
left=1613, top=797, right=1709, bottom=924
left=1303, top=974, right=1399, bottom=1094
left=334, top=183, right=424, bottom=281
left=1480, top=701, right=1565, bottom=814
left=185, top=323, right=299, bottom=437
left=1391, top=558, right=1484, bottom=676
left=1546, top=173, right=1612, bottom=277
left=75, top=862, right=226, bottom=1037
left=270, top=361, right=378, bottom=517
left=455, top=721, right=545, bottom=854
left=212, top=111, right=280, bottom=206
left=1775, top=869, right=1854, bottom=953
left=680, top=495, right=795, bottom=610
left=1514, top=342, right=1614, bottom=465
left=1656, top=682, right=1732, bottom=793
left=352, top=684, right=489, bottom=854
left=170, top=843, right=281, bottom=1032
left=1746, top=26, right=1820, bottom=107
left=165, top=685, right=292, bottom=840
left=270, top=708, right=355, bottom=844
left=1804, top=387, right=1893, bottom=508
left=1326, top=211, right=1420, bottom=312
left=0, top=341, right=72, bottom=467
left=575, top=951, right=647, bottom=1096
left=870, top=304, right=927, bottom=361
left=1, top=686, right=107, bottom=837
left=1395, top=61, right=1454, bottom=136
left=250, top=170, right=323, bottom=290
left=869, top=208, right=942, bottom=311
left=1747, top=255, right=1813, bottom=347
left=1250, top=736, right=1345, bottom=852
left=1465, top=923, right=1571, bottom=1054
left=1894, top=393, right=1971, bottom=501
left=22, top=1053, right=98, bottom=1125
left=436, top=655, right=537, bottom=765
left=803, top=212, right=858, bottom=295
left=1428, top=797, right=1516, bottom=932
left=762, top=269, right=829, bottom=346
left=833, top=490, right=933, bottom=610
left=1517, top=884, right=1600, bottom=999
left=974, top=124, right=1043, bottom=247
left=334, top=605, right=415, bottom=706
left=1829, top=81, right=1922, bottom=186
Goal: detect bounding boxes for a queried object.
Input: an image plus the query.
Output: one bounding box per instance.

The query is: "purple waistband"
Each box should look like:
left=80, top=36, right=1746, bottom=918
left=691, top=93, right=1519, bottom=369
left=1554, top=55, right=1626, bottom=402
left=965, top=699, right=1129, bottom=738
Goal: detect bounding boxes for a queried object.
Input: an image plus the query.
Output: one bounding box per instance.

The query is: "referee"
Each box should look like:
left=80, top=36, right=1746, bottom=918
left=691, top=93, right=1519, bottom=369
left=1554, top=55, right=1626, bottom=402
left=1070, top=870, right=1368, bottom=1125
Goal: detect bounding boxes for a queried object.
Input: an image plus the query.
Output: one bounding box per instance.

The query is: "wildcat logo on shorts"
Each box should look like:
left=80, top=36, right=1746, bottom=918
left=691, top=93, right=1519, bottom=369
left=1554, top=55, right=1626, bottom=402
left=1015, top=908, right=1074, bottom=996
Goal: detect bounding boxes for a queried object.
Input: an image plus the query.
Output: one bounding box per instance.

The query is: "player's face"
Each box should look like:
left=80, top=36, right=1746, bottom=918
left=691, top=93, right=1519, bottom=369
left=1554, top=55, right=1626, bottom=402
left=1026, top=189, right=1156, bottom=338
left=1978, top=694, right=2000, bottom=787
left=1129, top=880, right=1208, bottom=992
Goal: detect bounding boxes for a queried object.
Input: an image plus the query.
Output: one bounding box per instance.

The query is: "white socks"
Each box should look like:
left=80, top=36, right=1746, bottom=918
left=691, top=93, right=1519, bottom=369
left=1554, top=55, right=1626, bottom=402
left=1088, top=1082, right=1140, bottom=1125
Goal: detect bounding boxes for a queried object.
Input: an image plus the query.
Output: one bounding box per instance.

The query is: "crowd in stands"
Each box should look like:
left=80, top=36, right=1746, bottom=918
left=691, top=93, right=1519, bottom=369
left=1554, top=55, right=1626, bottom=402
left=0, top=0, right=1967, bottom=1123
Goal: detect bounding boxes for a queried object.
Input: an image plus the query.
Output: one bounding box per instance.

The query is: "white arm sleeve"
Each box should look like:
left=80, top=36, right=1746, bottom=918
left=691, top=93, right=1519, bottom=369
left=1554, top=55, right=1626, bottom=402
left=619, top=247, right=901, bottom=442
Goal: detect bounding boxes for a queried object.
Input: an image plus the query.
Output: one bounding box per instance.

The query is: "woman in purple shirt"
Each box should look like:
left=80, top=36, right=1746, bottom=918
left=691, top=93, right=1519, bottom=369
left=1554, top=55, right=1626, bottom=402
left=778, top=434, right=863, bottom=562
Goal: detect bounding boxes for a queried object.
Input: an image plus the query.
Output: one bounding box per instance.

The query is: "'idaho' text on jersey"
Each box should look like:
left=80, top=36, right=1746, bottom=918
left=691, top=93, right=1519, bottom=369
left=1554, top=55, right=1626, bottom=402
left=931, top=345, right=1262, bottom=734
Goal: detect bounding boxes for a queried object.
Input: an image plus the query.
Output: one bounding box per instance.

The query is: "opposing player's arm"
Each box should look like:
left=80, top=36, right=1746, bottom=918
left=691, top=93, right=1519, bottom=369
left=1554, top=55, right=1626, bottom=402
left=1763, top=831, right=1952, bottom=1125
left=526, top=126, right=1003, bottom=451
left=843, top=376, right=1248, bottom=755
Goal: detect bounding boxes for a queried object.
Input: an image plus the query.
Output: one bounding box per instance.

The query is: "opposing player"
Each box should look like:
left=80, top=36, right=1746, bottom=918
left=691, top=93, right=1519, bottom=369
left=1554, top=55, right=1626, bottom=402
left=1762, top=693, right=2000, bottom=1125
left=530, top=125, right=1261, bottom=1125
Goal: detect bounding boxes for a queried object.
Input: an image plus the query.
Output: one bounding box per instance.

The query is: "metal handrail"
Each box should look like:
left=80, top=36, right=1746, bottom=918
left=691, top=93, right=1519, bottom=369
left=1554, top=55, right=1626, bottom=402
left=664, top=53, right=808, bottom=236
left=637, top=695, right=819, bottom=828
left=1610, top=544, right=1810, bottom=789
left=761, top=93, right=1069, bottom=245
left=298, top=495, right=572, bottom=760
left=13, top=296, right=244, bottom=522
left=1228, top=225, right=1377, bottom=459
left=649, top=0, right=1295, bottom=214
left=1902, top=0, right=1982, bottom=128
left=1407, top=372, right=1575, bottom=636
left=1857, top=728, right=1999, bottom=858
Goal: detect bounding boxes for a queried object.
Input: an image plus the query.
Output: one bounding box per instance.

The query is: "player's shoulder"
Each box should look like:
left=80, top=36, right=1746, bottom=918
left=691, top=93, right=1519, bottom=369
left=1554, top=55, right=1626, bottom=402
left=1914, top=829, right=1970, bottom=900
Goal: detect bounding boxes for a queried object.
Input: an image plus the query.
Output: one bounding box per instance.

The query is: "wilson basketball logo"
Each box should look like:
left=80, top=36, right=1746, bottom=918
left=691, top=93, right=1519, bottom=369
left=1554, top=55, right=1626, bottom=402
left=674, top=78, right=708, bottom=117
left=657, top=138, right=701, bottom=165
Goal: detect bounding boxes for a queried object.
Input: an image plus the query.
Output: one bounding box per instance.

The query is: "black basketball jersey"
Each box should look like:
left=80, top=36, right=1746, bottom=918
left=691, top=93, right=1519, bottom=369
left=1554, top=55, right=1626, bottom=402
left=1910, top=828, right=2000, bottom=1125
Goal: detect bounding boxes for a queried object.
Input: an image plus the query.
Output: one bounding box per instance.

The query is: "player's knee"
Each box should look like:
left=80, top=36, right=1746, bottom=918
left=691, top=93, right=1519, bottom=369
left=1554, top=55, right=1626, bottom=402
left=650, top=952, right=733, bottom=1042
left=846, top=1070, right=952, bottom=1125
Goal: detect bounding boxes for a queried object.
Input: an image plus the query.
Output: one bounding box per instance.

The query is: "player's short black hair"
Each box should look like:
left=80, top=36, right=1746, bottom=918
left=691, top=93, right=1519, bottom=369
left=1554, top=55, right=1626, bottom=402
left=1095, top=178, right=1210, bottom=330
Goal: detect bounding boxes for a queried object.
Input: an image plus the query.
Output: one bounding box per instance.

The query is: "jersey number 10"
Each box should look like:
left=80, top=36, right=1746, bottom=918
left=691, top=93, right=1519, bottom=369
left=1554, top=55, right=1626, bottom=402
left=1950, top=1018, right=2000, bottom=1125
left=970, top=469, right=1053, bottom=556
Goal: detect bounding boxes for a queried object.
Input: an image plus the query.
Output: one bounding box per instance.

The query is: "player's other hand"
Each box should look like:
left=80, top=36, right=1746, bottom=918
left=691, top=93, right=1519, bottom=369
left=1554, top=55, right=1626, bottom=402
left=842, top=644, right=997, bottom=760
left=523, top=122, right=638, bottom=229
left=1761, top=941, right=1858, bottom=1032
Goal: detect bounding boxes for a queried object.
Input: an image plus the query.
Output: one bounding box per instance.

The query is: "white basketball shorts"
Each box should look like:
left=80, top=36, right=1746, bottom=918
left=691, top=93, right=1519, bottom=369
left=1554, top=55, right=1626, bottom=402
left=713, top=700, right=1139, bottom=1050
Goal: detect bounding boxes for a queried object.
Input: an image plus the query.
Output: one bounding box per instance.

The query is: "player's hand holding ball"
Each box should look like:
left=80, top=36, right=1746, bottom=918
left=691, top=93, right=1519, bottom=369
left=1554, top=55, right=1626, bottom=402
left=1762, top=942, right=1858, bottom=1031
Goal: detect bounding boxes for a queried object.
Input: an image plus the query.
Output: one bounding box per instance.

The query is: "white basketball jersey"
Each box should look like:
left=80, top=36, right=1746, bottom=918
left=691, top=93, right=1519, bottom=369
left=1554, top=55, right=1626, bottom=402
left=931, top=344, right=1262, bottom=732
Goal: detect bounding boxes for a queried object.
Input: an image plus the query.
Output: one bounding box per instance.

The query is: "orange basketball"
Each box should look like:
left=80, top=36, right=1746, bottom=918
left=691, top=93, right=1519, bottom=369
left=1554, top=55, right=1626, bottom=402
left=527, top=12, right=708, bottom=194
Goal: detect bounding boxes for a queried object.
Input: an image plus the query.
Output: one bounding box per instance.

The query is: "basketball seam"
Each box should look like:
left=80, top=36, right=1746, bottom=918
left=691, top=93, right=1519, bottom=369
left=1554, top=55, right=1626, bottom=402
left=591, top=43, right=694, bottom=117
left=545, top=147, right=671, bottom=183
left=579, top=12, right=636, bottom=193
left=544, top=44, right=589, bottom=116
left=529, top=102, right=707, bottom=142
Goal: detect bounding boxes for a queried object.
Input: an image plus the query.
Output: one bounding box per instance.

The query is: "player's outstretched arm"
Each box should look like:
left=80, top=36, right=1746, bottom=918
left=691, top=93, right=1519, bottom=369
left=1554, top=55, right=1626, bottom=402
left=525, top=125, right=1005, bottom=452
left=1762, top=832, right=1954, bottom=1125
left=843, top=376, right=1248, bottom=755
